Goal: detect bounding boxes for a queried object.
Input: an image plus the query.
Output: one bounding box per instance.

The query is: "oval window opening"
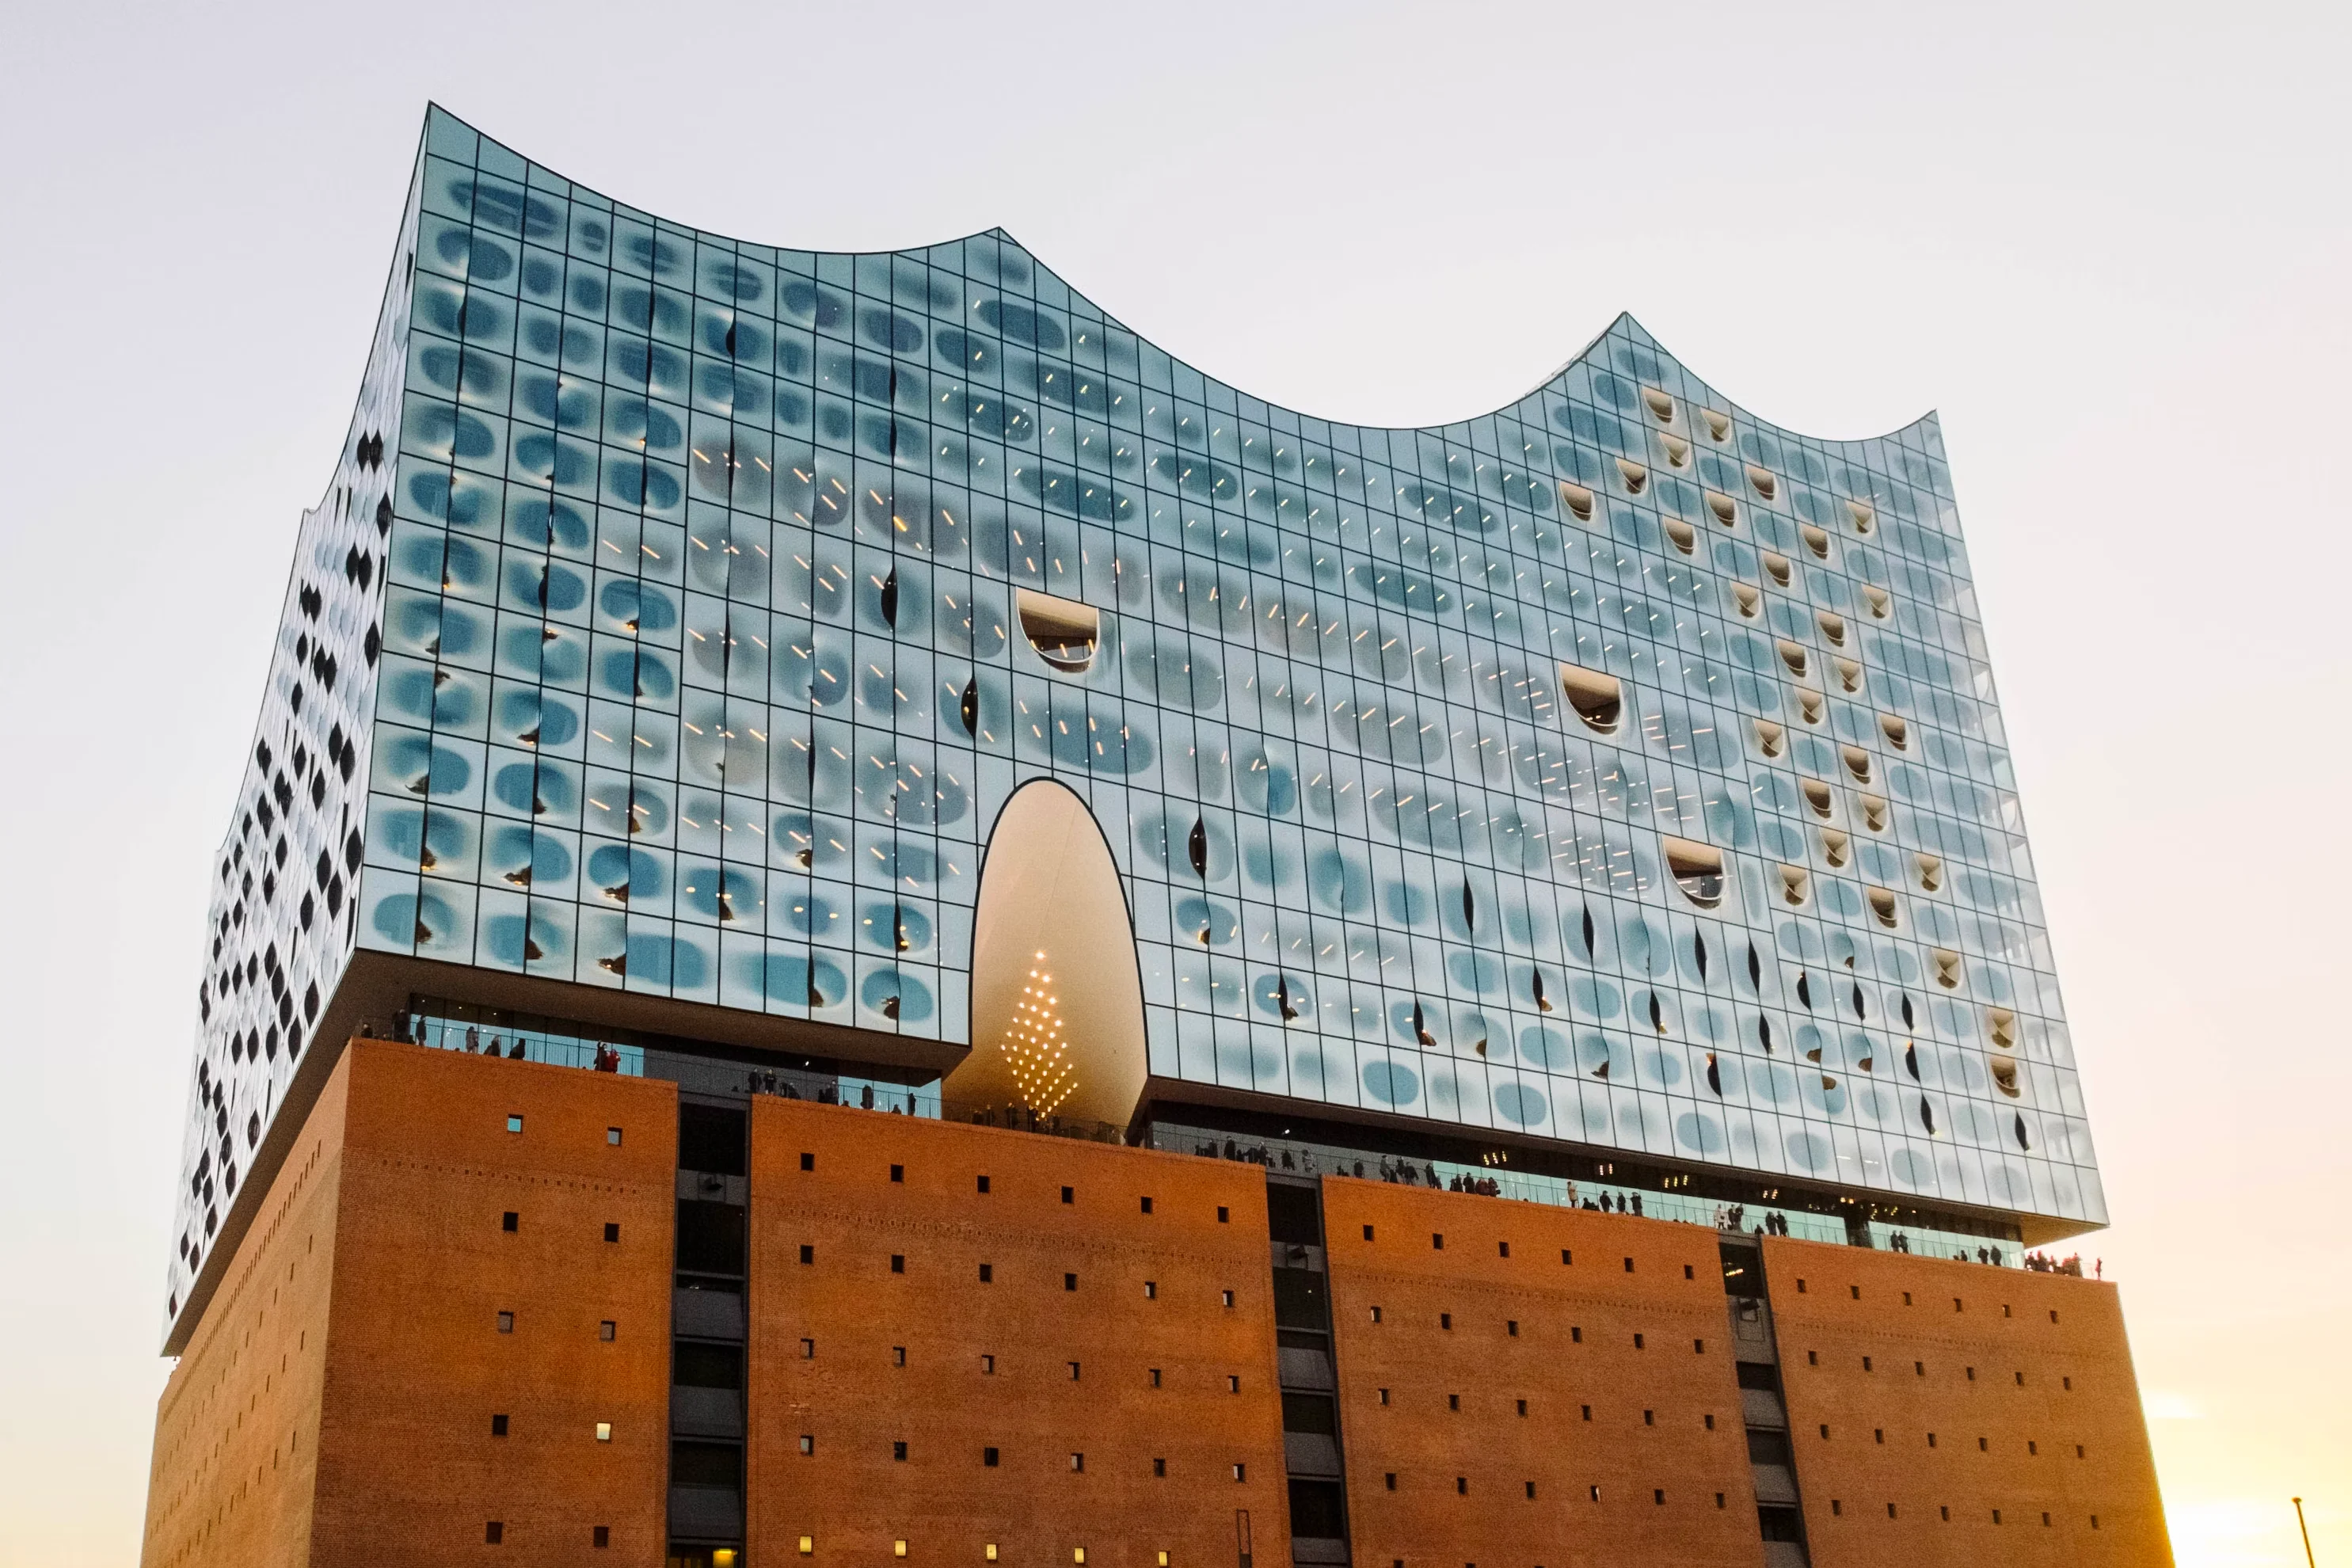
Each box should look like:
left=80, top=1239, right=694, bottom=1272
left=1991, top=1053, right=2022, bottom=1098
left=1879, top=713, right=1908, bottom=749
left=1778, top=865, right=1810, bottom=906
left=1848, top=500, right=1875, bottom=533
left=1778, top=640, right=1810, bottom=679
left=1703, top=409, right=1732, bottom=442
left=1762, top=551, right=1793, bottom=587
left=1753, top=718, right=1785, bottom=759
left=1558, top=481, right=1596, bottom=523
left=1802, top=779, right=1835, bottom=818
left=1661, top=434, right=1692, bottom=468
left=1800, top=524, right=1832, bottom=559
left=1663, top=517, right=1696, bottom=555
left=1663, top=838, right=1726, bottom=909
left=1817, top=611, right=1847, bottom=647
left=1643, top=387, right=1676, bottom=424
left=1986, top=1007, right=2018, bottom=1050
left=1841, top=745, right=1872, bottom=783
left=1017, top=588, right=1100, bottom=673
left=1820, top=828, right=1850, bottom=869
left=1747, top=465, right=1778, bottom=500
left=1859, top=794, right=1889, bottom=832
left=1707, top=492, right=1737, bottom=527
left=1862, top=584, right=1891, bottom=618
left=1795, top=688, right=1825, bottom=725
left=1867, top=887, right=1900, bottom=929
left=1560, top=664, right=1623, bottom=735
left=1834, top=657, right=1863, bottom=693
left=1915, top=852, right=1943, bottom=892
left=1931, top=948, right=1963, bottom=989
left=1731, top=582, right=1761, bottom=618
left=1616, top=458, right=1648, bottom=495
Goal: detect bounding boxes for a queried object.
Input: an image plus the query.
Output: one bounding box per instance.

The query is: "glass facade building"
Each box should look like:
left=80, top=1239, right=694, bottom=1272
left=167, top=106, right=2102, bottom=1347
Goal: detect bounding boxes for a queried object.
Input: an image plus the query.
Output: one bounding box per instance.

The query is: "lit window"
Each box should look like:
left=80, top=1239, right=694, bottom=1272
left=799, top=1538, right=815, bottom=1556
left=506, top=1115, right=523, bottom=1133
left=596, top=1421, right=611, bottom=1442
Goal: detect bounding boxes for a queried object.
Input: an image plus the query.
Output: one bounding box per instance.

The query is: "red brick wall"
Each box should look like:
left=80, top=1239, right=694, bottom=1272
left=1764, top=1235, right=2171, bottom=1567
left=1320, top=1180, right=1764, bottom=1568
left=744, top=1098, right=1292, bottom=1568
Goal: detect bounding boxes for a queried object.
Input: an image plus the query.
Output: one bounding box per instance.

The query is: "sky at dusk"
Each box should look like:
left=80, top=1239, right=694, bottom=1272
left=1, top=3, right=2345, bottom=1563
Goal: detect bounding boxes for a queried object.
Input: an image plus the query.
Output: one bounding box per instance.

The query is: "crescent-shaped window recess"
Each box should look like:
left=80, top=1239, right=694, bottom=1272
left=1820, top=828, right=1851, bottom=869
left=1795, top=687, right=1825, bottom=725
left=1867, top=887, right=1901, bottom=929
left=1559, top=664, right=1623, bottom=734
left=1616, top=458, right=1648, bottom=495
left=1558, top=481, right=1596, bottom=523
left=1778, top=864, right=1810, bottom=905
left=1991, top=1053, right=2022, bottom=1098
left=1817, top=611, right=1847, bottom=647
left=1753, top=717, right=1785, bottom=759
left=1931, top=948, right=1963, bottom=989
left=1878, top=713, right=1909, bottom=749
left=1662, top=517, right=1696, bottom=555
left=1703, top=409, right=1732, bottom=441
left=1762, top=551, right=1792, bottom=587
left=1801, top=778, right=1835, bottom=818
left=1986, top=1007, right=2018, bottom=1051
left=1778, top=640, right=1810, bottom=679
left=1643, top=387, right=1677, bottom=423
left=1861, top=584, right=1891, bottom=618
left=1663, top=838, right=1726, bottom=908
left=1834, top=657, right=1863, bottom=694
left=1848, top=500, right=1875, bottom=533
left=1661, top=434, right=1692, bottom=468
left=1841, top=745, right=1872, bottom=784
left=1800, top=523, right=1832, bottom=559
left=1706, top=491, right=1737, bottom=527
left=1016, top=588, right=1099, bottom=673
left=1914, top=852, right=1943, bottom=892
left=1731, top=582, right=1761, bottom=618
left=1859, top=794, right=1889, bottom=832
left=1747, top=465, right=1778, bottom=500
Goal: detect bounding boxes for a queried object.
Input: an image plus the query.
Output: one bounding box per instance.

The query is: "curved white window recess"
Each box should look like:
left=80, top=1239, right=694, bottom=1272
left=1878, top=713, right=1909, bottom=750
left=1616, top=458, right=1648, bottom=495
left=1746, top=465, right=1778, bottom=500
left=1642, top=387, right=1677, bottom=424
left=1841, top=745, right=1872, bottom=784
left=1660, top=434, right=1692, bottom=470
left=1778, top=864, right=1810, bottom=905
left=1017, top=588, right=1100, bottom=673
left=1867, top=887, right=1901, bottom=929
left=1703, top=409, right=1732, bottom=442
left=1558, top=481, right=1596, bottom=523
left=1848, top=500, right=1876, bottom=533
left=1731, top=582, right=1761, bottom=618
left=1986, top=1007, right=2019, bottom=1051
left=1777, top=640, right=1809, bottom=679
left=1662, top=517, right=1696, bottom=555
left=1800, top=523, right=1832, bottom=559
left=1752, top=717, right=1785, bottom=759
left=1820, top=827, right=1851, bottom=869
left=1858, top=793, right=1890, bottom=833
left=951, top=778, right=1148, bottom=1127
left=1991, top=1053, right=2023, bottom=1098
left=1559, top=664, right=1623, bottom=735
left=1794, top=688, right=1825, bottom=725
left=1861, top=584, right=1892, bottom=618
left=1915, top=852, right=1943, bottom=892
left=1762, top=551, right=1793, bottom=587
left=1834, top=657, right=1863, bottom=694
left=1931, top=948, right=1964, bottom=989
left=1817, top=611, right=1847, bottom=647
left=1663, top=838, right=1726, bottom=909
left=1801, top=778, right=1835, bottom=818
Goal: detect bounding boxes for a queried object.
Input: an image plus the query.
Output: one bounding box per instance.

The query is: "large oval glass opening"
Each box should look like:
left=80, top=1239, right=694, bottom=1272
left=1016, top=588, right=1099, bottom=673
left=1559, top=664, right=1623, bottom=735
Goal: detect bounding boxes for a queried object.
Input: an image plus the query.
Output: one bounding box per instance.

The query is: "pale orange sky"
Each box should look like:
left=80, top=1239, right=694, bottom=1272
left=1, top=3, right=2346, bottom=1564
